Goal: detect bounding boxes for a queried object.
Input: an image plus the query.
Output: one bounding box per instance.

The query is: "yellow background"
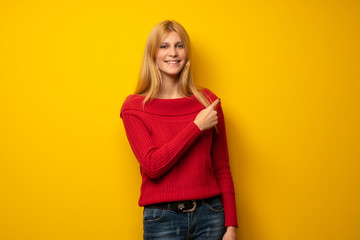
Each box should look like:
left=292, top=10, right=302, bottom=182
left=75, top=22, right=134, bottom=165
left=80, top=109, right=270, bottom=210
left=1, top=0, right=359, bottom=239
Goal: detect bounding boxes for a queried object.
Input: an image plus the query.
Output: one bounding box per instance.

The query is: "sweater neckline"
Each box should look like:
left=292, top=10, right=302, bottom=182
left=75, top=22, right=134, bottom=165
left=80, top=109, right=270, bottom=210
left=132, top=94, right=205, bottom=116
left=135, top=94, right=195, bottom=100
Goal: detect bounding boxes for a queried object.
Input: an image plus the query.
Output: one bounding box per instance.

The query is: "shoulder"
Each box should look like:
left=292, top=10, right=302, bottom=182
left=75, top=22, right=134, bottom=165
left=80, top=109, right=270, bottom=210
left=199, top=88, right=219, bottom=102
left=120, top=94, right=144, bottom=118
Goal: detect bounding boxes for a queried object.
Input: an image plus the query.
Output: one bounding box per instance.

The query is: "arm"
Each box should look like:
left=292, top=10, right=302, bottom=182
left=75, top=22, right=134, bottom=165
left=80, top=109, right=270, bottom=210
left=211, top=102, right=238, bottom=228
left=121, top=112, right=202, bottom=179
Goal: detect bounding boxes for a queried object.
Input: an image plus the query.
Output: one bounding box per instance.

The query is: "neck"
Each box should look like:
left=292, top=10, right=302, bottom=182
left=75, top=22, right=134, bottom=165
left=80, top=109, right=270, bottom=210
left=155, top=74, right=185, bottom=99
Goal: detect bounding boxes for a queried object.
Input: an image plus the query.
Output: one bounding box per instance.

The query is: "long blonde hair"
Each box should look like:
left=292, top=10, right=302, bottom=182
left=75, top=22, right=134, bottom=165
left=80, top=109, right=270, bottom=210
left=135, top=20, right=211, bottom=107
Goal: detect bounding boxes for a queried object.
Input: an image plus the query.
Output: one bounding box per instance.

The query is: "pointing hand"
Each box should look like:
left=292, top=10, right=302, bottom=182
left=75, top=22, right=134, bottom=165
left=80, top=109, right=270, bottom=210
left=193, top=99, right=220, bottom=131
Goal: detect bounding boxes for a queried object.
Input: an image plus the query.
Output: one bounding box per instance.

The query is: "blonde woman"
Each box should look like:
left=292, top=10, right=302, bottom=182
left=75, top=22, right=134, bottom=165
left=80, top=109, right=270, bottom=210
left=120, top=20, right=238, bottom=240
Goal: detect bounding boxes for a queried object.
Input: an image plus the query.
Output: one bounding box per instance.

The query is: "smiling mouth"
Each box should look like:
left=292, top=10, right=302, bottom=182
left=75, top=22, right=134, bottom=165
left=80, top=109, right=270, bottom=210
left=164, top=60, right=181, bottom=63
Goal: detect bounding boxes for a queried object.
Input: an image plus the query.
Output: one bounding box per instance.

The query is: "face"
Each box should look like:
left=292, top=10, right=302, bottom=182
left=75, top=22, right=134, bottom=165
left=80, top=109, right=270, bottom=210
left=155, top=31, right=187, bottom=79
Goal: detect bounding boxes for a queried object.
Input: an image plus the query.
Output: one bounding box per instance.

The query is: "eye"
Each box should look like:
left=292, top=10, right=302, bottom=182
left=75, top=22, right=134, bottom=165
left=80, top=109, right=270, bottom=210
left=160, top=45, right=167, bottom=49
left=177, top=44, right=184, bottom=48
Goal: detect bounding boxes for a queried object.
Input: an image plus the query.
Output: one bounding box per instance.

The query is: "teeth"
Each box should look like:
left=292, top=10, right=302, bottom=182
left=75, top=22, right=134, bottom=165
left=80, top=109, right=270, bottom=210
left=166, top=61, right=180, bottom=63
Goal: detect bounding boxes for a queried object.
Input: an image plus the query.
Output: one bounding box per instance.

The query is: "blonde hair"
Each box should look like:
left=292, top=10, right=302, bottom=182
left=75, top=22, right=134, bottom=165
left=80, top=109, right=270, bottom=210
left=135, top=20, right=211, bottom=107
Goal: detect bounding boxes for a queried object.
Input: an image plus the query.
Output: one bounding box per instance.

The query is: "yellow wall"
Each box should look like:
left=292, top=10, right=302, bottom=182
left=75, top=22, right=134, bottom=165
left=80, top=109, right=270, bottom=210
left=1, top=0, right=359, bottom=239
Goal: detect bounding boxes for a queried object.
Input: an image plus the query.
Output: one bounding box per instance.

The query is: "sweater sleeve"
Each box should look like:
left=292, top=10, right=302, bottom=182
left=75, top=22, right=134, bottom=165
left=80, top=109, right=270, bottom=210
left=121, top=112, right=203, bottom=179
left=211, top=102, right=238, bottom=228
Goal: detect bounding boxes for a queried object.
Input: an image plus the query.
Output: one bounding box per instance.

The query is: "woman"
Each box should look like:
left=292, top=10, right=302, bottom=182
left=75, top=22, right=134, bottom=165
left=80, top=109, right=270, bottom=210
left=120, top=20, right=238, bottom=240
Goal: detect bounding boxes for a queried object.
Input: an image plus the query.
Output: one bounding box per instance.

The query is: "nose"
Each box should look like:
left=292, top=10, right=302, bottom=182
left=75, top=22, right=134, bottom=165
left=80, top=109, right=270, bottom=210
left=168, top=46, right=178, bottom=57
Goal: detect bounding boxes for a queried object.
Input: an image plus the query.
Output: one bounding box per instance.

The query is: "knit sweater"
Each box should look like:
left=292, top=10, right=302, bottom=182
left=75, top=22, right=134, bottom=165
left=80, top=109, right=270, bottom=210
left=120, top=88, right=238, bottom=227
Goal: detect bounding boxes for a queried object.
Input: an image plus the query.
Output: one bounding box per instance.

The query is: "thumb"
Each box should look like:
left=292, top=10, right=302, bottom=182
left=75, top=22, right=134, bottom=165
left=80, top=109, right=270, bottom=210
left=209, top=98, right=220, bottom=109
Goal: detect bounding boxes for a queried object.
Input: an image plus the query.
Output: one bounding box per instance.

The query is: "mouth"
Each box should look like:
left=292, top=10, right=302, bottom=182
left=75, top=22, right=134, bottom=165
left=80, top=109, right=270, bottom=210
left=164, top=60, right=182, bottom=64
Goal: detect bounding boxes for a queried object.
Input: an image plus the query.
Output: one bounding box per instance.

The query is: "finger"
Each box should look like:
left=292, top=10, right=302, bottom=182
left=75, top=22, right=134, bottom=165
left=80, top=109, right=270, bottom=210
left=209, top=98, right=220, bottom=109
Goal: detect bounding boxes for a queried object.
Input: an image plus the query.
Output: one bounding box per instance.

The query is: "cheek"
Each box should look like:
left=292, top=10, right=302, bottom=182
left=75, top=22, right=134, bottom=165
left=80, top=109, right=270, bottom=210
left=156, top=51, right=166, bottom=60
left=180, top=49, right=187, bottom=58
left=155, top=55, right=164, bottom=66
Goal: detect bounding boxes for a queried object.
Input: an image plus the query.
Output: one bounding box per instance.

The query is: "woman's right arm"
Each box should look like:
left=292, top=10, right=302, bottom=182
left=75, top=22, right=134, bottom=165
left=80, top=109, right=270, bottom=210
left=121, top=112, right=202, bottom=179
left=121, top=99, right=219, bottom=179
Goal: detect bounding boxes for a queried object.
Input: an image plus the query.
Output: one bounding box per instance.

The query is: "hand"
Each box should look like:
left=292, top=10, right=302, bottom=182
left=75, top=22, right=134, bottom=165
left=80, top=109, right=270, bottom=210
left=193, top=99, right=220, bottom=131
left=222, top=226, right=237, bottom=240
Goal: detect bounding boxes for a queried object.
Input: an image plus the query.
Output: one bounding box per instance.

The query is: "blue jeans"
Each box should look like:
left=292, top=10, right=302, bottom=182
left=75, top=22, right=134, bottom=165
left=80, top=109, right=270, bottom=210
left=143, top=196, right=226, bottom=240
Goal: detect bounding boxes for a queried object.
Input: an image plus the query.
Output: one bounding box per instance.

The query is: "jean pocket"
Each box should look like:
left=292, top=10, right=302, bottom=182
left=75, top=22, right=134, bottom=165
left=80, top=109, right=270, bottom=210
left=143, top=207, right=166, bottom=223
left=205, top=197, right=224, bottom=212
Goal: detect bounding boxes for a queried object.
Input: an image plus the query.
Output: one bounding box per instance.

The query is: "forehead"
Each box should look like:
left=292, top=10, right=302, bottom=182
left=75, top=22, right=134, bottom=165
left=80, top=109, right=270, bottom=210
left=160, top=31, right=183, bottom=43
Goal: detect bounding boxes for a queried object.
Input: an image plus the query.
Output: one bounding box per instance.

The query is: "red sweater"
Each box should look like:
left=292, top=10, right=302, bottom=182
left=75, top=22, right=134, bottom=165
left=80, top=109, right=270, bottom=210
left=120, top=88, right=238, bottom=227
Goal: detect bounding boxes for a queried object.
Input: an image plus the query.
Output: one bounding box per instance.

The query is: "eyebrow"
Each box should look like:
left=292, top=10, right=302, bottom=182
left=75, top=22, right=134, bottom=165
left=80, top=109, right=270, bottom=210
left=159, top=41, right=183, bottom=44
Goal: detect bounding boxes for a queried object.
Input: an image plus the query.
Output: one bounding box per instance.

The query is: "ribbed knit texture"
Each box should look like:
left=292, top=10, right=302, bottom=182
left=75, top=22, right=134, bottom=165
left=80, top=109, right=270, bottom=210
left=120, top=88, right=238, bottom=227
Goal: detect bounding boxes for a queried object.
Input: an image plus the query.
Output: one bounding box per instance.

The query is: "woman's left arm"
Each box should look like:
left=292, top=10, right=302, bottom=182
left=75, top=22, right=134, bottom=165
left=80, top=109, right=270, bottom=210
left=211, top=101, right=238, bottom=229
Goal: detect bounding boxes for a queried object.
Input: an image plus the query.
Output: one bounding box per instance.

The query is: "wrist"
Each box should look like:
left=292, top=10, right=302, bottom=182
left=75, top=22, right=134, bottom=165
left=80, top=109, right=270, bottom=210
left=226, top=226, right=237, bottom=232
left=193, top=120, right=204, bottom=131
